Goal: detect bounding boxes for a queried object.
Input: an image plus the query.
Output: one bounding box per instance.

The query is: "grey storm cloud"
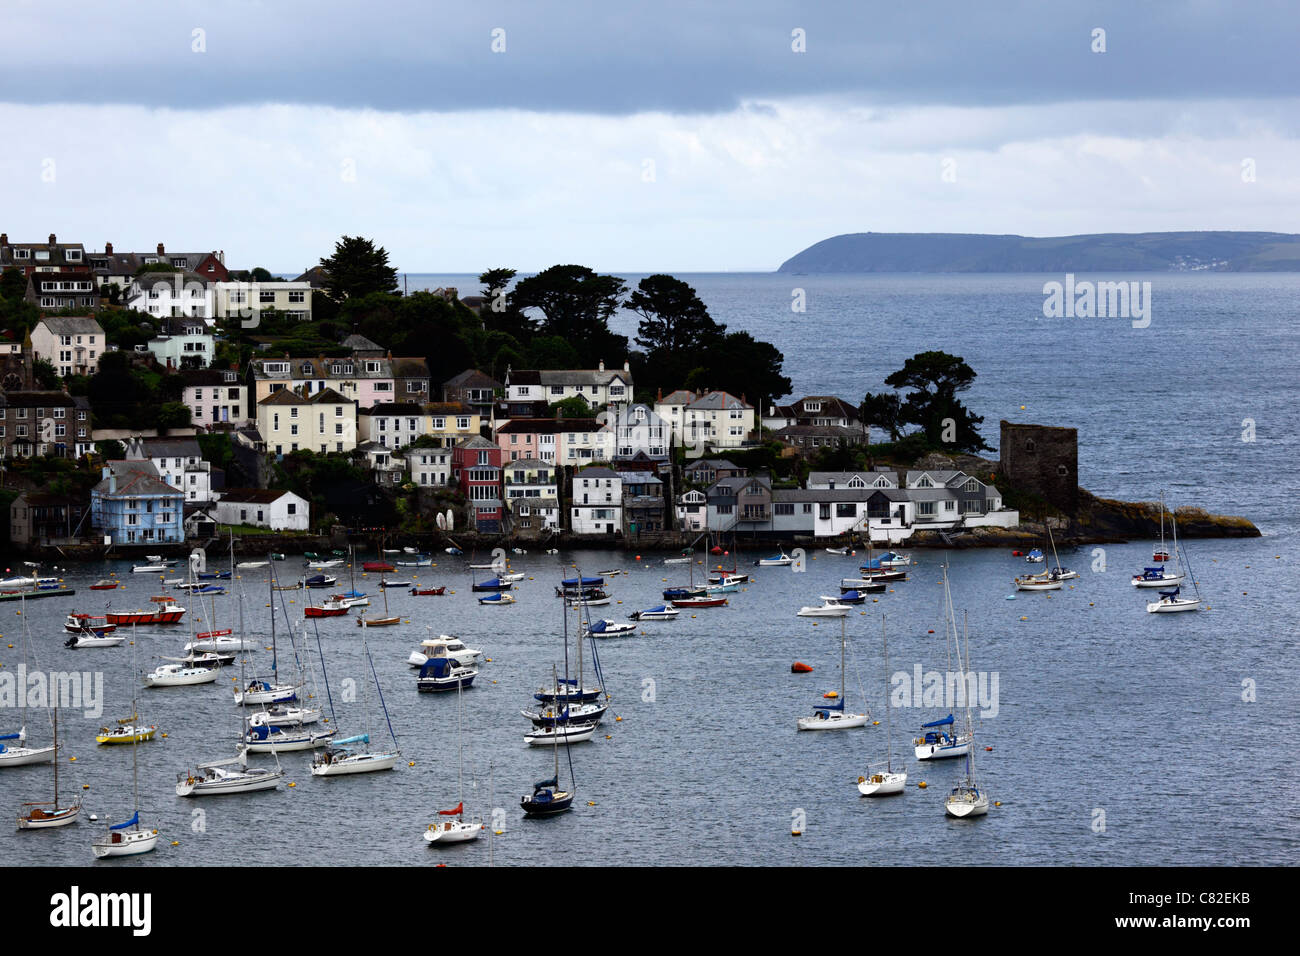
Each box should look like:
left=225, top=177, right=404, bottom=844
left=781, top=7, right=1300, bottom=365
left=1, top=0, right=1298, bottom=114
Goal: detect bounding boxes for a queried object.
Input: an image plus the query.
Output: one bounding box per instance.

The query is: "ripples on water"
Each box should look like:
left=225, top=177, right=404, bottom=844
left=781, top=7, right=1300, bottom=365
left=2, top=273, right=1296, bottom=866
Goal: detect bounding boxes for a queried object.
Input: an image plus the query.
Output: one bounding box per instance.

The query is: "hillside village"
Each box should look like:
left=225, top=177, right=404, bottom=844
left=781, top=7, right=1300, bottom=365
left=0, top=232, right=1032, bottom=552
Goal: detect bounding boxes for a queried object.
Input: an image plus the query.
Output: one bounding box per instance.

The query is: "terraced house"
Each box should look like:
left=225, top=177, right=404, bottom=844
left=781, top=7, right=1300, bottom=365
left=0, top=390, right=91, bottom=458
left=503, top=457, right=561, bottom=532
left=0, top=233, right=88, bottom=277
left=247, top=355, right=396, bottom=408
left=181, top=366, right=245, bottom=426
left=503, top=361, right=633, bottom=413
left=213, top=279, right=313, bottom=323
left=493, top=417, right=614, bottom=466
left=359, top=403, right=425, bottom=450
left=256, top=387, right=357, bottom=455
left=25, top=271, right=99, bottom=311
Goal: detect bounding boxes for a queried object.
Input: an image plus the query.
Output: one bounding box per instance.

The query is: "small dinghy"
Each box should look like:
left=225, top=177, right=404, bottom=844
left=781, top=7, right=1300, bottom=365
left=409, top=586, right=446, bottom=596
left=671, top=595, right=728, bottom=608
left=89, top=579, right=120, bottom=590
left=378, top=579, right=411, bottom=588
left=478, top=592, right=516, bottom=606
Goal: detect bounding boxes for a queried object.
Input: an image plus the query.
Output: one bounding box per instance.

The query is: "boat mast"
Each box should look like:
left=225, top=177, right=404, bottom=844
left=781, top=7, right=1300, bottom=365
left=961, top=610, right=976, bottom=788
left=882, top=615, right=892, bottom=773
left=839, top=616, right=846, bottom=705
left=52, top=704, right=59, bottom=807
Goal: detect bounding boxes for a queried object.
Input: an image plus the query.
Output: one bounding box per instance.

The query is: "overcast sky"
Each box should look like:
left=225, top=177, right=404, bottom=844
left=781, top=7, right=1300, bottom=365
left=2, top=0, right=1297, bottom=272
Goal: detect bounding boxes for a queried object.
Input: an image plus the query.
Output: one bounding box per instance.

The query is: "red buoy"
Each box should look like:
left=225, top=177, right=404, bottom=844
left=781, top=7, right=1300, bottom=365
left=791, top=661, right=813, bottom=673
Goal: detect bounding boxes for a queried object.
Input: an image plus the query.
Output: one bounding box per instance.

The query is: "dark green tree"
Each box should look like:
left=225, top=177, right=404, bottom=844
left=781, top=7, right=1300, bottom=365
left=478, top=267, right=535, bottom=340
left=319, top=236, right=400, bottom=301
left=509, top=265, right=627, bottom=367
left=627, top=274, right=726, bottom=392
left=859, top=391, right=904, bottom=441
left=32, top=358, right=60, bottom=389
left=697, top=331, right=791, bottom=407
left=883, top=351, right=990, bottom=452
left=0, top=266, right=26, bottom=302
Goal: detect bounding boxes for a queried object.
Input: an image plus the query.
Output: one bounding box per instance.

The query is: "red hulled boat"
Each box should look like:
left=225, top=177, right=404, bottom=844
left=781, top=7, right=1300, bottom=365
left=104, top=597, right=185, bottom=626
left=65, top=613, right=117, bottom=634
left=409, top=586, right=446, bottom=596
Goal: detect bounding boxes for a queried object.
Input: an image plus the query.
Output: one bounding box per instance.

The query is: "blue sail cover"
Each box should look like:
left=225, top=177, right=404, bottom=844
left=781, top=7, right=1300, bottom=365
left=816, top=699, right=845, bottom=712
left=420, top=658, right=453, bottom=678
left=840, top=590, right=861, bottom=601
left=110, top=811, right=140, bottom=831
left=1142, top=567, right=1167, bottom=576
left=588, top=620, right=608, bottom=633
left=560, top=576, right=603, bottom=587
left=476, top=578, right=505, bottom=588
left=0, top=732, right=20, bottom=741
left=1158, top=586, right=1181, bottom=598
left=921, top=714, right=955, bottom=728
left=333, top=734, right=369, bottom=746
left=305, top=574, right=327, bottom=585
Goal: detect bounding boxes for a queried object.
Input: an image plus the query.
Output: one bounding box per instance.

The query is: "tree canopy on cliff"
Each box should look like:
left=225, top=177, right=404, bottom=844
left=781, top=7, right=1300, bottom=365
left=864, top=351, right=991, bottom=453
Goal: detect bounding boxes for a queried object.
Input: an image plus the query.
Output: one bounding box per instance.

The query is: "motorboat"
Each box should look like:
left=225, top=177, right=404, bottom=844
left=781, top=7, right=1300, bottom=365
left=628, top=605, right=679, bottom=621
left=583, top=618, right=638, bottom=637
left=105, top=598, right=186, bottom=626
left=144, top=662, right=219, bottom=687
left=478, top=592, right=516, bottom=606
left=796, top=601, right=850, bottom=617
left=417, top=656, right=478, bottom=692
left=407, top=635, right=483, bottom=668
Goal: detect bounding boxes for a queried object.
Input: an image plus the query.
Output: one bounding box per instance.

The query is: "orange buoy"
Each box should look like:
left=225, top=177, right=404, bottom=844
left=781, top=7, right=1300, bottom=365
left=791, top=661, right=813, bottom=673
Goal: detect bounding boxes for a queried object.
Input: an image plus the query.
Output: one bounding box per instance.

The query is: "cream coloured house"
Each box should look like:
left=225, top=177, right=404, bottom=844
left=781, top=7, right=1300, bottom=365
left=256, top=387, right=358, bottom=455
left=30, top=316, right=105, bottom=378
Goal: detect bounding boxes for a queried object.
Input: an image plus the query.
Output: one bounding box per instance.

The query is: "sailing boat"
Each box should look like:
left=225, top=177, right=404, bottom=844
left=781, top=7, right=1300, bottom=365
left=859, top=615, right=907, bottom=796
left=91, top=676, right=158, bottom=856
left=311, top=615, right=401, bottom=775
left=1133, top=491, right=1185, bottom=588
left=236, top=572, right=303, bottom=706
left=914, top=566, right=974, bottom=761
left=179, top=644, right=284, bottom=795
left=17, top=705, right=82, bottom=828
left=521, top=664, right=577, bottom=816
left=944, top=611, right=989, bottom=819
left=424, top=680, right=484, bottom=843
left=1146, top=506, right=1203, bottom=613
left=797, top=616, right=870, bottom=730
left=0, top=595, right=55, bottom=767
left=358, top=537, right=401, bottom=628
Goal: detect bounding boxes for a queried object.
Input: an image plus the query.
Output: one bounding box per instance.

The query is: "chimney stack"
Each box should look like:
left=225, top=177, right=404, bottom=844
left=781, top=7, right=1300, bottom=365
left=105, top=242, right=113, bottom=255
left=49, top=233, right=57, bottom=245
left=0, top=233, right=8, bottom=247
left=598, top=359, right=605, bottom=372
left=157, top=243, right=165, bottom=255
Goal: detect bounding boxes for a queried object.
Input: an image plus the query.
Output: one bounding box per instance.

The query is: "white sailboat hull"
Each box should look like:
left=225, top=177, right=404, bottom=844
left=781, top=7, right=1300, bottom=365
left=424, top=820, right=483, bottom=844
left=914, top=739, right=972, bottom=761
left=797, top=711, right=870, bottom=731
left=145, top=666, right=218, bottom=687
left=858, top=772, right=907, bottom=796
left=1147, top=597, right=1201, bottom=613
left=176, top=769, right=283, bottom=796
left=17, top=805, right=82, bottom=828
left=1132, top=573, right=1183, bottom=588
left=524, top=724, right=598, bottom=746
left=66, top=635, right=127, bottom=648
left=0, top=745, right=55, bottom=766
left=1015, top=577, right=1062, bottom=591
left=796, top=604, right=851, bottom=617
left=310, top=751, right=400, bottom=775
left=944, top=788, right=989, bottom=818
left=92, top=828, right=158, bottom=857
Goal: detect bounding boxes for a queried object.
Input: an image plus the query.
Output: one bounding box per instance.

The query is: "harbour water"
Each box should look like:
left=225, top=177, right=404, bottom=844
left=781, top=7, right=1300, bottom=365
left=2, top=272, right=1296, bottom=866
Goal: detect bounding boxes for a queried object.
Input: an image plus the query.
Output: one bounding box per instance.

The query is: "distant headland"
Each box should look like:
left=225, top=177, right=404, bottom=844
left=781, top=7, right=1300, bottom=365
left=776, top=231, right=1300, bottom=274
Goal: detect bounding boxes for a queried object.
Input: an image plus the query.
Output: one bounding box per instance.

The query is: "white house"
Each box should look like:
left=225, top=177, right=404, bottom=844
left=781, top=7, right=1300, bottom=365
left=570, top=466, right=622, bottom=535
left=358, top=403, right=425, bottom=451
left=404, top=445, right=452, bottom=488
left=124, top=436, right=214, bottom=504
left=505, top=458, right=561, bottom=531
left=682, top=390, right=755, bottom=457
left=145, top=320, right=215, bottom=369
left=609, top=403, right=669, bottom=461
left=504, top=361, right=633, bottom=411
left=214, top=489, right=308, bottom=531
left=30, top=316, right=105, bottom=378
left=213, top=280, right=312, bottom=324
left=127, top=272, right=213, bottom=320
left=182, top=367, right=246, bottom=426
left=676, top=489, right=707, bottom=531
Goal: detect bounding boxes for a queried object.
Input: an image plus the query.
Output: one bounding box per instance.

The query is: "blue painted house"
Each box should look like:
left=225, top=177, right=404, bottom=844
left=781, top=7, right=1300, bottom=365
left=91, top=460, right=185, bottom=545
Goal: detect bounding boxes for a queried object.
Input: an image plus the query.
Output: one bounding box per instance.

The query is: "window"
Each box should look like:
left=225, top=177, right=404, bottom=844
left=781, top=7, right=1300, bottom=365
left=456, top=417, right=469, bottom=429
left=836, top=503, right=855, bottom=517
left=919, top=501, right=936, bottom=516
left=802, top=503, right=812, bottom=514
left=288, top=291, right=305, bottom=303
left=964, top=478, right=980, bottom=492
left=260, top=291, right=275, bottom=303
left=943, top=500, right=955, bottom=512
